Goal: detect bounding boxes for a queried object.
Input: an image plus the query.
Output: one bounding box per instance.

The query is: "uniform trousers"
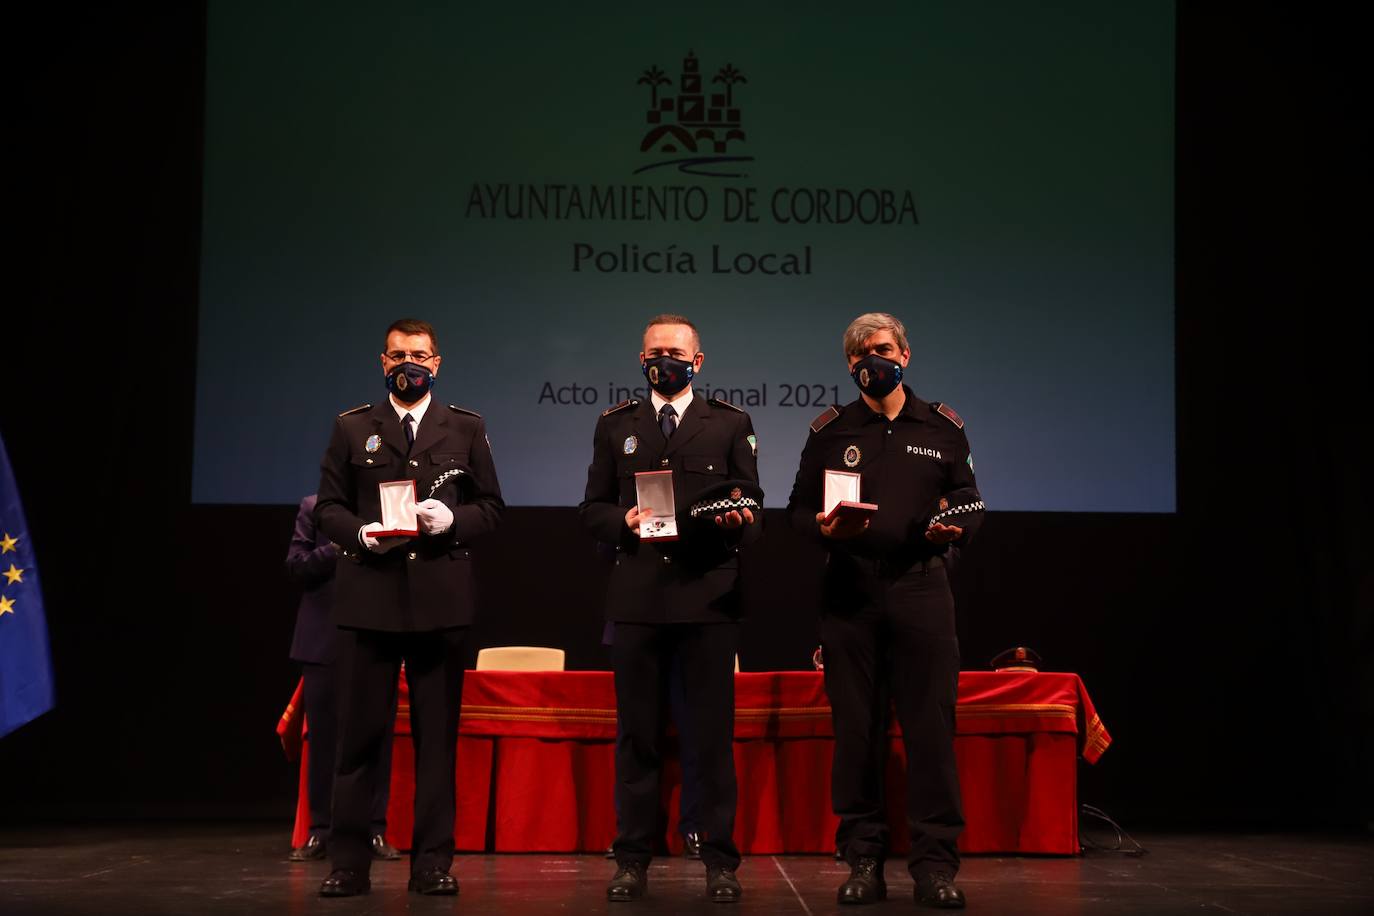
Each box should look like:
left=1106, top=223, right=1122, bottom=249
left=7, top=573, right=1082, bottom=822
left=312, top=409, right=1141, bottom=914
left=668, top=652, right=701, bottom=837
left=612, top=622, right=741, bottom=871
left=331, top=626, right=467, bottom=873
left=301, top=660, right=395, bottom=841
left=605, top=624, right=704, bottom=840
left=820, top=561, right=963, bottom=878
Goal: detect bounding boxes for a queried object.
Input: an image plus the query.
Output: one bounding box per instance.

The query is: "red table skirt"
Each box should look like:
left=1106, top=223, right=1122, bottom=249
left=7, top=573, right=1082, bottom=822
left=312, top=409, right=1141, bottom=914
left=282, top=670, right=1109, bottom=855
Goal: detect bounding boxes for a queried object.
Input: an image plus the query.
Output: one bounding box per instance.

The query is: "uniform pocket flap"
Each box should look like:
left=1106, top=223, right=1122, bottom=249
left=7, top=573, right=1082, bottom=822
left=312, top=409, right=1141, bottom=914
left=683, top=456, right=726, bottom=475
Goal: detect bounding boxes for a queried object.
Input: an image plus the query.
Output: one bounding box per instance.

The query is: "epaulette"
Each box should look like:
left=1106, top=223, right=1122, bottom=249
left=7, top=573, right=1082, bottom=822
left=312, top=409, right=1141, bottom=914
left=338, top=403, right=371, bottom=417
left=809, top=405, right=841, bottom=433
left=448, top=404, right=481, bottom=418
left=601, top=398, right=639, bottom=417
left=708, top=397, right=743, bottom=412
left=933, top=402, right=964, bottom=429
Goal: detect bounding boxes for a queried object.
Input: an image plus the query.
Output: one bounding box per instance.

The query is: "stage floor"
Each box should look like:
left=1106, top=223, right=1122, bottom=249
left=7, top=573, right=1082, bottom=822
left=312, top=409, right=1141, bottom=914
left=1, top=823, right=1371, bottom=914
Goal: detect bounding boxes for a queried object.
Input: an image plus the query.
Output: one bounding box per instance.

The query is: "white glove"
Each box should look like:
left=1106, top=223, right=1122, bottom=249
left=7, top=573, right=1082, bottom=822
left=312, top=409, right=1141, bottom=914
left=358, top=521, right=408, bottom=554
left=415, top=498, right=455, bottom=536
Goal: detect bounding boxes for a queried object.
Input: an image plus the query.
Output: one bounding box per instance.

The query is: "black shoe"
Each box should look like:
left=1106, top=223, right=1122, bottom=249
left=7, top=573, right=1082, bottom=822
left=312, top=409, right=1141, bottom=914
left=683, top=832, right=702, bottom=859
left=289, top=835, right=327, bottom=861
left=915, top=872, right=966, bottom=909
left=408, top=867, right=459, bottom=895
left=837, top=857, right=886, bottom=905
left=606, top=862, right=648, bottom=901
left=706, top=866, right=742, bottom=902
left=319, top=868, right=370, bottom=897
left=370, top=834, right=402, bottom=860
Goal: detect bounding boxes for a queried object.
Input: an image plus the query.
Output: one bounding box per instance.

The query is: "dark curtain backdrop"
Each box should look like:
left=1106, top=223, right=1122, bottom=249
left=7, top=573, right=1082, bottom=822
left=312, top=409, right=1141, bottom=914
left=4, top=3, right=1368, bottom=828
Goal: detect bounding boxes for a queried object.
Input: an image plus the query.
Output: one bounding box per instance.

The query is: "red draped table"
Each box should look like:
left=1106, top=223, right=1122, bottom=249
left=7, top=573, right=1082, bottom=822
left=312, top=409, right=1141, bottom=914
left=280, top=670, right=1109, bottom=855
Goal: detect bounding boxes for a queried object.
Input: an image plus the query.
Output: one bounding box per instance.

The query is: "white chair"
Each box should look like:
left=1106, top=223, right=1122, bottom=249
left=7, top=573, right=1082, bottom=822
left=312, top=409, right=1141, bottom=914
left=475, top=646, right=566, bottom=672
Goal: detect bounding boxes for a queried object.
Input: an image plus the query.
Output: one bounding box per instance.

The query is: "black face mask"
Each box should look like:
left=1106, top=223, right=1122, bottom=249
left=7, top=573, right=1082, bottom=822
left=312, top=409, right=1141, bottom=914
left=850, top=354, right=903, bottom=398
left=642, top=355, right=695, bottom=397
left=386, top=362, right=435, bottom=404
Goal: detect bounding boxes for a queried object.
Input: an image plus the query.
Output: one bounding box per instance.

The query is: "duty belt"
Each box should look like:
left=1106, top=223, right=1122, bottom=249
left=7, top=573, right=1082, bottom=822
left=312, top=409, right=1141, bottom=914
left=838, top=552, right=944, bottom=579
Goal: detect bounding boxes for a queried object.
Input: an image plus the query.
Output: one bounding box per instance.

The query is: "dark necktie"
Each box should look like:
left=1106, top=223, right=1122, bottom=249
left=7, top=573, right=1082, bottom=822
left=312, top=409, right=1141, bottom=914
left=403, top=412, right=416, bottom=449
left=659, top=403, right=678, bottom=439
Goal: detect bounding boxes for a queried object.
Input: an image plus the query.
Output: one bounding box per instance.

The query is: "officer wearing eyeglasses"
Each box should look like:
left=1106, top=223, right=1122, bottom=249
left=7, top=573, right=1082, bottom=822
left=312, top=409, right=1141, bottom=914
left=313, top=318, right=504, bottom=898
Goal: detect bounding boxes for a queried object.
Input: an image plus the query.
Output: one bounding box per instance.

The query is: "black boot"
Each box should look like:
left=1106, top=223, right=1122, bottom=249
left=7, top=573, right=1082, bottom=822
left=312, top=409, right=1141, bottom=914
left=915, top=871, right=966, bottom=909
left=607, top=862, right=648, bottom=901
left=837, top=857, right=886, bottom=904
left=706, top=865, right=742, bottom=902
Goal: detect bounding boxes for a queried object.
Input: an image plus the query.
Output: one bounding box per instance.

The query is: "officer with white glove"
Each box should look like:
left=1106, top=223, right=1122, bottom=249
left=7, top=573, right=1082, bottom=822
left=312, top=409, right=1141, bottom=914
left=414, top=498, right=454, bottom=535
left=358, top=521, right=409, bottom=553
left=314, top=318, right=503, bottom=899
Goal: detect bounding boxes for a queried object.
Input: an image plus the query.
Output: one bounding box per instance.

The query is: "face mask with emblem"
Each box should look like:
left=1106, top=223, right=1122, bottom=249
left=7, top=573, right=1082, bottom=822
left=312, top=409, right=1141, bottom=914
left=642, top=355, right=695, bottom=397
left=386, top=362, right=435, bottom=404
left=850, top=354, right=903, bottom=398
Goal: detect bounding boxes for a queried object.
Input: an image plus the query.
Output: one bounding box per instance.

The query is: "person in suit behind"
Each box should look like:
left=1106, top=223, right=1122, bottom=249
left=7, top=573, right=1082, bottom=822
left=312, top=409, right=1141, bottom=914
left=285, top=493, right=401, bottom=862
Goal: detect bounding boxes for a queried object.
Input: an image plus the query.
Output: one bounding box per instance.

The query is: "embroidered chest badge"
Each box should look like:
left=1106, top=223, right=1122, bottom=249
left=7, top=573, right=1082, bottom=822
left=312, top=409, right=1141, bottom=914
left=843, top=444, right=861, bottom=468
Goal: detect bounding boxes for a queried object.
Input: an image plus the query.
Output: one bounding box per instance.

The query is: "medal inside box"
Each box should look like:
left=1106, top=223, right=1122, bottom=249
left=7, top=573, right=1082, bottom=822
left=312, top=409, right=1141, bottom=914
left=374, top=479, right=419, bottom=538
left=634, top=470, right=679, bottom=542
left=823, top=469, right=877, bottom=525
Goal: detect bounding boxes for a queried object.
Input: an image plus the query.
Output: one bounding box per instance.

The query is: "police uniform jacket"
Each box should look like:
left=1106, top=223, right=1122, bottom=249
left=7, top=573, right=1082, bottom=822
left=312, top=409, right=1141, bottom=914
left=786, top=387, right=983, bottom=592
left=315, top=399, right=504, bottom=632
left=580, top=395, right=761, bottom=624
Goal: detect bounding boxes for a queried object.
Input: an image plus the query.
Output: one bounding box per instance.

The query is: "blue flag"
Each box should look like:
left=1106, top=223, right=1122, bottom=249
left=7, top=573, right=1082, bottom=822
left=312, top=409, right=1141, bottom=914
left=0, top=433, right=55, bottom=737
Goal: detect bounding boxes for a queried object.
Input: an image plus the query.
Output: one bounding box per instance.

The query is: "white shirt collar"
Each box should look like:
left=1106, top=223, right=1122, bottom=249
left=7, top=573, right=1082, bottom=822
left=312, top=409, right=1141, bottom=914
left=390, top=393, right=432, bottom=431
left=650, top=386, right=693, bottom=417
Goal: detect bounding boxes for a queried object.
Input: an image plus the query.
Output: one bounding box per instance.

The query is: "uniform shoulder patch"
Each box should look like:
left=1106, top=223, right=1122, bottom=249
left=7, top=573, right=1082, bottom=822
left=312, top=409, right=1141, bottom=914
left=337, top=403, right=371, bottom=417
left=708, top=397, right=743, bottom=412
left=448, top=404, right=481, bottom=418
left=809, top=405, right=841, bottom=433
left=601, top=398, right=639, bottom=417
left=933, top=402, right=964, bottom=429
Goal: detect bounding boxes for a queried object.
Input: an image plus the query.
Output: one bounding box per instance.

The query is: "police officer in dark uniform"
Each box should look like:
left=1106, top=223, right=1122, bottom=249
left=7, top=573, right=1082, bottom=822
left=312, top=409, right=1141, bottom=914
left=786, top=313, right=984, bottom=909
left=580, top=314, right=761, bottom=904
left=285, top=493, right=400, bottom=863
left=314, top=319, right=504, bottom=898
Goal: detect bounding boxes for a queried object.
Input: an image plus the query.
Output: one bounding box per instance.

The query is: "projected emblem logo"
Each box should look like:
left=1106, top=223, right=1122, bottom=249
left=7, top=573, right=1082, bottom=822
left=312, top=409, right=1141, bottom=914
left=635, top=51, right=753, bottom=178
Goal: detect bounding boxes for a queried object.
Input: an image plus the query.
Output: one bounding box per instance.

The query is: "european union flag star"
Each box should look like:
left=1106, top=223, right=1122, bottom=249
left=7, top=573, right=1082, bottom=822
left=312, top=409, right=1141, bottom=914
left=0, top=434, right=56, bottom=736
